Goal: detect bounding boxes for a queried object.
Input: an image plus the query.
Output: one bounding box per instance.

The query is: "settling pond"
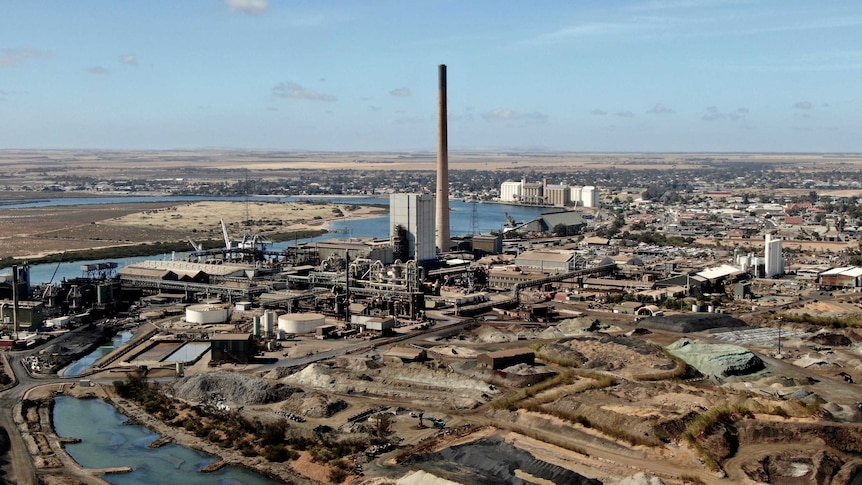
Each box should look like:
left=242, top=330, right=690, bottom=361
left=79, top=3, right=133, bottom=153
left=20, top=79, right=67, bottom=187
left=53, top=396, right=283, bottom=485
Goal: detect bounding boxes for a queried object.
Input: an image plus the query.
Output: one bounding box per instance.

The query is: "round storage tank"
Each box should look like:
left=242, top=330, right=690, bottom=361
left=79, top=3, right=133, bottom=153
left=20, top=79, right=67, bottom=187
left=278, top=312, right=326, bottom=334
left=185, top=304, right=230, bottom=324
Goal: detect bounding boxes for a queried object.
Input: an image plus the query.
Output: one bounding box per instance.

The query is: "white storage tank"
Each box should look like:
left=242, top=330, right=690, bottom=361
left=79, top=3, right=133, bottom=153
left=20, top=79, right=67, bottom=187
left=185, top=304, right=231, bottom=324
left=278, top=312, right=326, bottom=334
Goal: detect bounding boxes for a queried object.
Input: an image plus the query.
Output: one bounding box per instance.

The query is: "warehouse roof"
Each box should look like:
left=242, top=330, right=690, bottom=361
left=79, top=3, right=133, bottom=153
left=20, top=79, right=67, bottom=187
left=481, top=348, right=535, bottom=359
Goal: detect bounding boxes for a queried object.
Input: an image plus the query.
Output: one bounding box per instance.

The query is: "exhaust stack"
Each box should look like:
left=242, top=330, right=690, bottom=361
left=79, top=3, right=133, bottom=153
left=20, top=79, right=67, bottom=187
left=435, top=64, right=450, bottom=253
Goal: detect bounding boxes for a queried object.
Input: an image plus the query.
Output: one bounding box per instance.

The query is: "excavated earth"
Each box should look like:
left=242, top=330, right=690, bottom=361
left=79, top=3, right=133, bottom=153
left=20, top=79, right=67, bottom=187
left=540, top=335, right=676, bottom=378
left=280, top=360, right=499, bottom=410
left=403, top=435, right=601, bottom=485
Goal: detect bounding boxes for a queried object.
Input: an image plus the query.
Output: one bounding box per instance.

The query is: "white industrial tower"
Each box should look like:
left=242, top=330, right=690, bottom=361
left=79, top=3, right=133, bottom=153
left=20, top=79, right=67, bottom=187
left=764, top=233, right=784, bottom=278
left=390, top=193, right=436, bottom=262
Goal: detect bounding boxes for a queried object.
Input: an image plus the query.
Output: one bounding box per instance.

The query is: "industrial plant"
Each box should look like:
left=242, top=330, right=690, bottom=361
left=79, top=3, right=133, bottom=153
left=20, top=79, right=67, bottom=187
left=3, top=65, right=862, bottom=485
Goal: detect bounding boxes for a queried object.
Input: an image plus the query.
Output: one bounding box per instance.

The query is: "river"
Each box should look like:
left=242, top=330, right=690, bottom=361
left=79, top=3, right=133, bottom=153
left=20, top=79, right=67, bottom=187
left=53, top=395, right=282, bottom=485
left=6, top=195, right=549, bottom=284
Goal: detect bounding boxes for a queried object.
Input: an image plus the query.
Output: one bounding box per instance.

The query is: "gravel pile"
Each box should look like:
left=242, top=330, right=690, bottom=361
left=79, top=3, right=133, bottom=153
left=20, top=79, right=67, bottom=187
left=667, top=338, right=764, bottom=379
left=638, top=314, right=747, bottom=333
left=407, top=435, right=601, bottom=485
left=173, top=372, right=299, bottom=406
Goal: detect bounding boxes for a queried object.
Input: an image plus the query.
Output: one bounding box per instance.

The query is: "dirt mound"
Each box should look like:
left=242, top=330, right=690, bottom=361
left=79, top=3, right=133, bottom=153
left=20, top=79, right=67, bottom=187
left=299, top=392, right=349, bottom=418
left=808, top=332, right=852, bottom=347
left=614, top=472, right=666, bottom=485
left=542, top=336, right=675, bottom=376
left=667, top=338, right=764, bottom=379
left=284, top=362, right=497, bottom=409
left=337, top=357, right=383, bottom=372
left=637, top=313, right=748, bottom=333
left=738, top=448, right=849, bottom=484
left=406, top=435, right=601, bottom=485
left=173, top=372, right=299, bottom=406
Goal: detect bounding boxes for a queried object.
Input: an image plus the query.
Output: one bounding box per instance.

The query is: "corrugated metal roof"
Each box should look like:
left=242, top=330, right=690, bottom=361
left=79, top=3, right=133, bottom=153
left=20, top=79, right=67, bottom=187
left=128, top=260, right=247, bottom=277
left=697, top=264, right=742, bottom=280
left=516, top=250, right=573, bottom=263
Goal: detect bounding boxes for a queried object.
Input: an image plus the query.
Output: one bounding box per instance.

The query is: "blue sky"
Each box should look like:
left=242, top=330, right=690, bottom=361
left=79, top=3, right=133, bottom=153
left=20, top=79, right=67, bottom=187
left=1, top=0, right=859, bottom=152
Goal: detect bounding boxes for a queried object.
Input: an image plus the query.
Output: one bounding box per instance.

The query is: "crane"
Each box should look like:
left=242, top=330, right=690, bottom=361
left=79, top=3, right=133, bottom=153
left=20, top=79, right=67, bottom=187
left=220, top=219, right=232, bottom=250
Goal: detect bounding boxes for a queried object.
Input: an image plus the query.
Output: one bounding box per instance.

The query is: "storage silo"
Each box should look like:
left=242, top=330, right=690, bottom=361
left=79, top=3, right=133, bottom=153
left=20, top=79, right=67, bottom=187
left=252, top=315, right=261, bottom=337
left=278, top=312, right=326, bottom=334
left=97, top=284, right=113, bottom=305
left=262, top=311, right=276, bottom=337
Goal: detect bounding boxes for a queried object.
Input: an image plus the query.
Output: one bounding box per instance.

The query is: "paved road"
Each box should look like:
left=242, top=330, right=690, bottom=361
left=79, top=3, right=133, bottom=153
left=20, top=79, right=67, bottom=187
left=0, top=351, right=40, bottom=485
left=0, top=327, right=95, bottom=485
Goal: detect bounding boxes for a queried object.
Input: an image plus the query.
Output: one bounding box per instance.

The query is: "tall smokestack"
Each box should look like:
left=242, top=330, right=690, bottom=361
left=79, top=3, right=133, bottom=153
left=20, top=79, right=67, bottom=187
left=436, top=64, right=450, bottom=253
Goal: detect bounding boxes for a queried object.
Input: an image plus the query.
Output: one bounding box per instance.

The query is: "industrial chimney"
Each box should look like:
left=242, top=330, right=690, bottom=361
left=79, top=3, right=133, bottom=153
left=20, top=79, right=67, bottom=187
left=435, top=64, right=450, bottom=253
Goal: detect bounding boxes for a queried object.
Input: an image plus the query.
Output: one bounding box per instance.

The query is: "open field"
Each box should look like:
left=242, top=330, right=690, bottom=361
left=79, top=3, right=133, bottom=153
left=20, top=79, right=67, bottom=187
left=1, top=150, right=862, bottom=181
left=0, top=200, right=386, bottom=259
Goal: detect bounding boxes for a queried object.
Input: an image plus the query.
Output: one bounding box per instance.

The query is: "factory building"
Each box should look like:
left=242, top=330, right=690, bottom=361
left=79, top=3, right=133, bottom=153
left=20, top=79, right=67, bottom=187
left=764, top=234, right=785, bottom=278
left=516, top=212, right=586, bottom=235
left=478, top=348, right=535, bottom=370
left=0, top=300, right=45, bottom=331
left=0, top=266, right=29, bottom=301
left=514, top=250, right=577, bottom=273
left=209, top=333, right=254, bottom=364
left=819, top=266, right=862, bottom=289
left=390, top=193, right=436, bottom=261
left=311, top=239, right=394, bottom=265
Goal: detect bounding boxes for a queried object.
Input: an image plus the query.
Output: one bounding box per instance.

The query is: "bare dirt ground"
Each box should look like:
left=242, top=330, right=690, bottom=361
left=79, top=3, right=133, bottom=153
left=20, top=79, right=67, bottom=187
left=0, top=200, right=385, bottom=259
left=1, top=150, right=861, bottom=178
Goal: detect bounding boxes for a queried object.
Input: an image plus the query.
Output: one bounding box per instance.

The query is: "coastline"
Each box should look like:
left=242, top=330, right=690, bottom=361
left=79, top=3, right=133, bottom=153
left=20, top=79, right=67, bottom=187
left=2, top=198, right=388, bottom=265
left=27, top=382, right=307, bottom=484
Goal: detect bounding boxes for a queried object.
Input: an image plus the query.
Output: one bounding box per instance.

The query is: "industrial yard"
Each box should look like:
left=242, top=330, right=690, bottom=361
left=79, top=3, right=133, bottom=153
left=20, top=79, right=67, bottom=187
left=2, top=150, right=862, bottom=484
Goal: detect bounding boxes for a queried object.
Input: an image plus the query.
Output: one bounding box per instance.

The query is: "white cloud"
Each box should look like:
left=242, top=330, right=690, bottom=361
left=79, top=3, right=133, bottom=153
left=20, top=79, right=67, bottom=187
left=591, top=109, right=608, bottom=115
left=794, top=101, right=813, bottom=110
left=616, top=111, right=635, bottom=118
left=481, top=109, right=548, bottom=122
left=223, top=0, right=269, bottom=15
left=272, top=82, right=337, bottom=102
left=389, top=88, right=411, bottom=97
left=87, top=66, right=109, bottom=75
left=119, top=54, right=137, bottom=66
left=646, top=103, right=674, bottom=114
left=0, top=46, right=53, bottom=68
left=701, top=105, right=748, bottom=121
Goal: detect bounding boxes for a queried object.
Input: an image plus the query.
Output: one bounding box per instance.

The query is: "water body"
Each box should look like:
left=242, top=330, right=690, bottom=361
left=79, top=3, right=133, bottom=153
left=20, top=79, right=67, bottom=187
left=53, top=396, right=282, bottom=485
left=7, top=196, right=549, bottom=284
left=62, top=331, right=134, bottom=377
